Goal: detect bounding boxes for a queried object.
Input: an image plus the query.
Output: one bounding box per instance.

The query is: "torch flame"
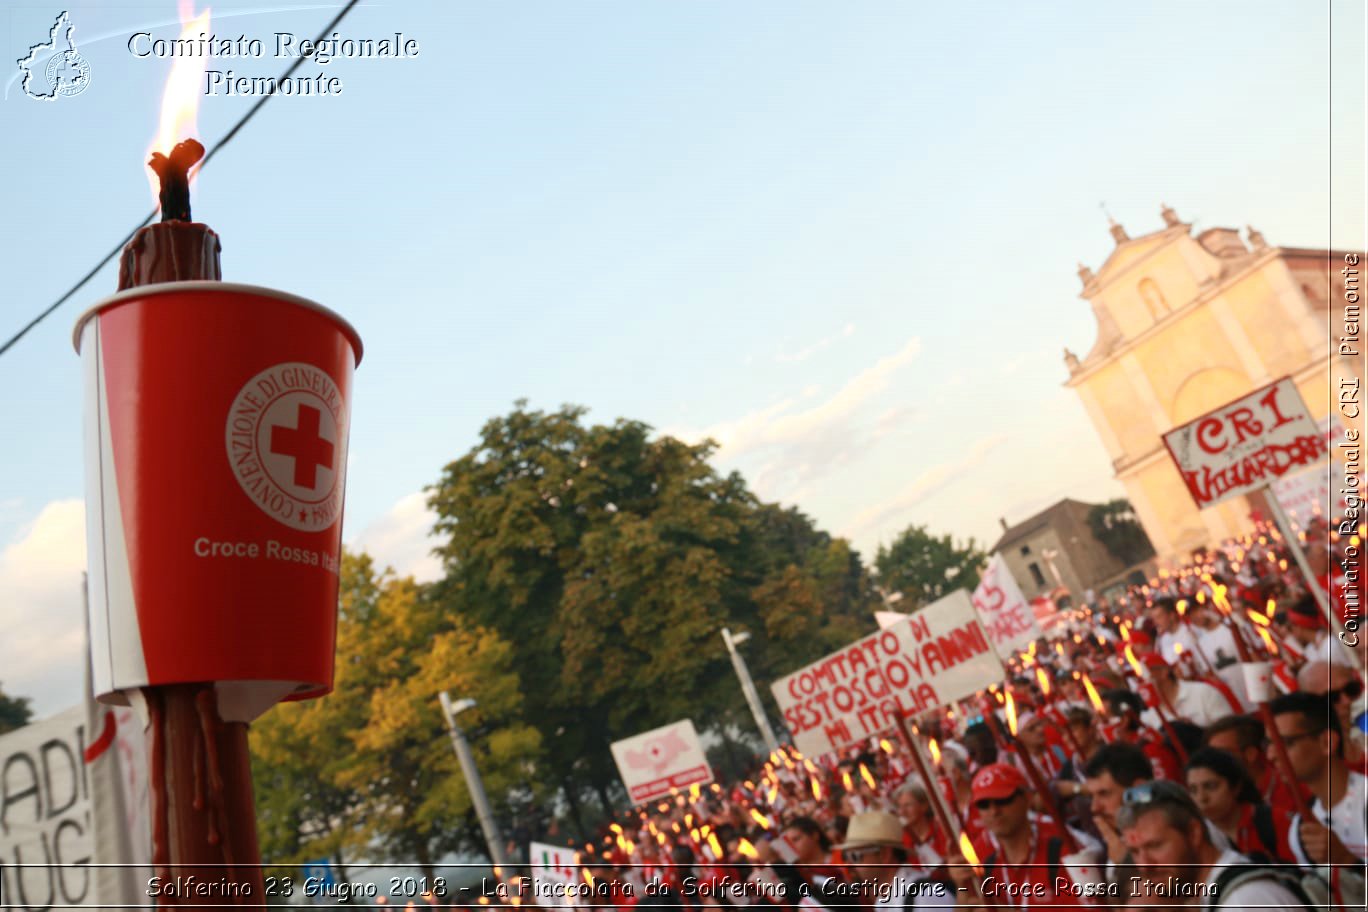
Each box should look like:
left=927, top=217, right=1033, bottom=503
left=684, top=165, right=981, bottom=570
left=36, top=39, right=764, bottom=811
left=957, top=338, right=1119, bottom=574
left=1256, top=626, right=1278, bottom=655
left=1124, top=645, right=1146, bottom=678
left=707, top=832, right=723, bottom=859
left=738, top=838, right=758, bottom=859
left=1005, top=690, right=1018, bottom=736
left=1082, top=674, right=1105, bottom=713
left=810, top=777, right=822, bottom=801
left=148, top=2, right=212, bottom=195
left=1248, top=610, right=1272, bottom=627
left=1036, top=666, right=1051, bottom=696
left=879, top=738, right=894, bottom=754
left=841, top=769, right=854, bottom=792
left=859, top=763, right=876, bottom=789
left=929, top=739, right=942, bottom=764
left=1176, top=599, right=1188, bottom=617
left=750, top=809, right=772, bottom=830
left=959, top=832, right=980, bottom=867
left=1266, top=598, right=1277, bottom=617
left=1119, top=624, right=1131, bottom=643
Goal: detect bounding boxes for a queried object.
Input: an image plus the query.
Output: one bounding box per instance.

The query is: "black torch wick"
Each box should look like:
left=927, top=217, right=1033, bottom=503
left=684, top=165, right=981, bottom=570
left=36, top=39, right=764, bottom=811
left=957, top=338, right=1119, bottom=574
left=148, top=139, right=205, bottom=222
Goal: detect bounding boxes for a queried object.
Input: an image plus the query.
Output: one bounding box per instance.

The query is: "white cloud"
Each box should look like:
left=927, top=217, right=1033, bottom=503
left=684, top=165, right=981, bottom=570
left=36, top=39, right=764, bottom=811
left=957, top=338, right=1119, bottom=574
left=349, top=491, right=443, bottom=583
left=0, top=499, right=87, bottom=717
left=775, top=322, right=856, bottom=363
left=843, top=434, right=1010, bottom=541
left=669, top=337, right=922, bottom=498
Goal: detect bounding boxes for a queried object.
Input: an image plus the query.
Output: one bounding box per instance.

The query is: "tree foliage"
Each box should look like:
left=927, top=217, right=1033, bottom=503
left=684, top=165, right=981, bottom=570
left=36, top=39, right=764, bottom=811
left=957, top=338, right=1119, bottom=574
left=426, top=403, right=878, bottom=814
left=1087, top=499, right=1155, bottom=566
left=251, top=552, right=540, bottom=881
left=0, top=685, right=32, bottom=735
left=874, top=524, right=986, bottom=608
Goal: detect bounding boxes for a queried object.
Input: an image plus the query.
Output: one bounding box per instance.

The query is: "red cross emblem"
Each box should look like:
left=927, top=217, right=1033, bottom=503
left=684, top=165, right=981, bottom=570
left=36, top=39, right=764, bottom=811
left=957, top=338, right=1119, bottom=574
left=269, top=404, right=335, bottom=490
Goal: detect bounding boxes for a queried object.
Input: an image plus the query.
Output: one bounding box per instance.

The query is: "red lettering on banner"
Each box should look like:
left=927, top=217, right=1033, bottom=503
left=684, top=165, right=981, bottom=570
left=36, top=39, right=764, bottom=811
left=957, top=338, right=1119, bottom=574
left=1196, top=417, right=1227, bottom=454
left=1260, top=385, right=1296, bottom=430
left=823, top=719, right=851, bottom=745
left=908, top=614, right=931, bottom=642
left=1184, top=435, right=1328, bottom=505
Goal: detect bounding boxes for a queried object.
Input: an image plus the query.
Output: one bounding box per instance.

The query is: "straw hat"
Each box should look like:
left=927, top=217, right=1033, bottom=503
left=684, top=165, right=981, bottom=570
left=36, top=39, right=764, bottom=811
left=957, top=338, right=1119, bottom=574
left=836, top=811, right=905, bottom=850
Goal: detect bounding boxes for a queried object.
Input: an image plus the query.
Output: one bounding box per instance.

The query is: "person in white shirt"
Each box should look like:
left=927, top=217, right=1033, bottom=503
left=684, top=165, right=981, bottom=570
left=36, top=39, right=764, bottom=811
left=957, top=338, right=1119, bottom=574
left=1271, top=691, right=1368, bottom=865
left=1138, top=653, right=1235, bottom=729
left=1117, top=779, right=1306, bottom=908
left=1287, top=599, right=1356, bottom=668
left=1148, top=597, right=1198, bottom=666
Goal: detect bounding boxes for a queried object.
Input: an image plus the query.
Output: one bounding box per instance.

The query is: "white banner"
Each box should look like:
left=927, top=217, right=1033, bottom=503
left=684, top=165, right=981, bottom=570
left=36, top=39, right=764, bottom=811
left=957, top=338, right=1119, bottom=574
left=609, top=720, right=712, bottom=804
left=1162, top=377, right=1325, bottom=508
left=0, top=706, right=94, bottom=910
left=971, top=555, right=1042, bottom=658
left=529, top=841, right=580, bottom=907
left=771, top=590, right=1004, bottom=758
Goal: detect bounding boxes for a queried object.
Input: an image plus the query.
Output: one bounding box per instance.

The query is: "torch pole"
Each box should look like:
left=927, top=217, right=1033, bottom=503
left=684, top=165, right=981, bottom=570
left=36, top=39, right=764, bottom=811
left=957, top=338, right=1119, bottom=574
left=124, top=140, right=263, bottom=907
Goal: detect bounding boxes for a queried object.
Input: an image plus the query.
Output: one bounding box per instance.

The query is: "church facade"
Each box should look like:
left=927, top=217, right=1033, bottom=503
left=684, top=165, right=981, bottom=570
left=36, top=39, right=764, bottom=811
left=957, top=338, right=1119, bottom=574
left=1064, top=206, right=1353, bottom=560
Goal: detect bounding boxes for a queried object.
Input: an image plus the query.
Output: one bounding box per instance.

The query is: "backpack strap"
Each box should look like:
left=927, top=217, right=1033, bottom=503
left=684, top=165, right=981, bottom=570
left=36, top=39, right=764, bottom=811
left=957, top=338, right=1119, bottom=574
left=1205, top=863, right=1313, bottom=910
left=1045, top=837, right=1064, bottom=886
left=1252, top=804, right=1278, bottom=859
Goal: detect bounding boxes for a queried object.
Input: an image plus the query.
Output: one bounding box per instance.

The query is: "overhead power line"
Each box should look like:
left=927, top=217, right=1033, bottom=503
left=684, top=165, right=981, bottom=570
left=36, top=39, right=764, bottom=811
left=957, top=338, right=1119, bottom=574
left=0, top=0, right=363, bottom=360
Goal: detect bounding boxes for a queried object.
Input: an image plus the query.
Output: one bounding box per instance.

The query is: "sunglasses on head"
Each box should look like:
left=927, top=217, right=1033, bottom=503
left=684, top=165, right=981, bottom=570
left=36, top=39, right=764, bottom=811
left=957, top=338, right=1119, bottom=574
left=973, top=791, right=1021, bottom=811
left=1122, top=780, right=1197, bottom=811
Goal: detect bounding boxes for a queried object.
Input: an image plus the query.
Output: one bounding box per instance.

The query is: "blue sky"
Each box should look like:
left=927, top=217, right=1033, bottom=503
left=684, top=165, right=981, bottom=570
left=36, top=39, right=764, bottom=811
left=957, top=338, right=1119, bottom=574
left=0, top=1, right=1363, bottom=715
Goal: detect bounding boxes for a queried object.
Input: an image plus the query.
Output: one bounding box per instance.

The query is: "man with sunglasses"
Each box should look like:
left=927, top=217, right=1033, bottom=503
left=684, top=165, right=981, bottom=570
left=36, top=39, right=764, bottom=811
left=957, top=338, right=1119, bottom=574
left=1117, top=779, right=1309, bottom=908
left=1270, top=692, right=1368, bottom=869
left=1203, top=714, right=1306, bottom=822
left=965, top=763, right=1100, bottom=907
left=1296, top=660, right=1366, bottom=764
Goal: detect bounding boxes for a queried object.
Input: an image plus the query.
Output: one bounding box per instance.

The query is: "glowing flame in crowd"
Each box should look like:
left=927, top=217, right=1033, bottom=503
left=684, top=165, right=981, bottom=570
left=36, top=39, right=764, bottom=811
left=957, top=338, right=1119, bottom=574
left=1256, top=626, right=1279, bottom=655
left=1176, top=599, right=1188, bottom=617
left=1124, top=645, right=1146, bottom=678
left=859, top=763, right=876, bottom=789
left=842, top=770, right=854, bottom=792
left=707, top=832, right=723, bottom=859
left=750, top=809, right=772, bottom=830
left=959, top=832, right=980, bottom=867
left=1082, top=675, right=1105, bottom=713
left=1005, top=690, right=1019, bottom=736
left=1248, top=609, right=1272, bottom=627
left=810, top=777, right=822, bottom=801
left=738, top=838, right=758, bottom=858
left=1267, top=598, right=1278, bottom=617
left=1036, top=666, right=1051, bottom=696
left=879, top=738, right=894, bottom=754
left=928, top=739, right=942, bottom=764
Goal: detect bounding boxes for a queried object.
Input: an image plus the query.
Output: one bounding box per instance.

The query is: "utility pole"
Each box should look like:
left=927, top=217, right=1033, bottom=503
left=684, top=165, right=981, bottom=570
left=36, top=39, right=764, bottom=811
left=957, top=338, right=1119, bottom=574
left=721, top=628, right=780, bottom=753
left=439, top=692, right=508, bottom=868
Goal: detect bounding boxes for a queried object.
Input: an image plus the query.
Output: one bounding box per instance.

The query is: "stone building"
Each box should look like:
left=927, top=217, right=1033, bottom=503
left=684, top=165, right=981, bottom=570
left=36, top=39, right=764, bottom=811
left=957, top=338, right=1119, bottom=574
left=1064, top=206, right=1354, bottom=560
left=990, top=499, right=1149, bottom=606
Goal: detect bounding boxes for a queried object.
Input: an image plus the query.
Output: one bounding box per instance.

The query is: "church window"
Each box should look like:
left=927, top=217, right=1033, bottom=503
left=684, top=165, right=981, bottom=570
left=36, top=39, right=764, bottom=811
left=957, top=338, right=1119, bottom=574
left=1139, top=278, right=1167, bottom=320
left=1028, top=563, right=1046, bottom=587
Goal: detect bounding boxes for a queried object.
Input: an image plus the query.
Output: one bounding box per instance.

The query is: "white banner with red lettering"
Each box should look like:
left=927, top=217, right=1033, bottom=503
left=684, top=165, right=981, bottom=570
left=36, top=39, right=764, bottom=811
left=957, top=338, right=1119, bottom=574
left=609, top=719, right=713, bottom=804
left=1162, top=377, right=1325, bottom=509
left=971, top=555, right=1042, bottom=659
left=772, top=589, right=1004, bottom=758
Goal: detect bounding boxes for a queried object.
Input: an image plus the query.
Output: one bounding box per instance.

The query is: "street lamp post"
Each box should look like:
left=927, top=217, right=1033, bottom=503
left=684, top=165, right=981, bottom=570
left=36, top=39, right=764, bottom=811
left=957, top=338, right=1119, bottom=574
left=721, top=628, right=780, bottom=753
left=438, top=692, right=508, bottom=868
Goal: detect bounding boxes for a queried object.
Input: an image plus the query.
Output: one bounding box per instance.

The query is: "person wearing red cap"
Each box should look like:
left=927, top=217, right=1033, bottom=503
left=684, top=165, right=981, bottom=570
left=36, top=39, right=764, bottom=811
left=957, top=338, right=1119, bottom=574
left=959, top=763, right=1099, bottom=907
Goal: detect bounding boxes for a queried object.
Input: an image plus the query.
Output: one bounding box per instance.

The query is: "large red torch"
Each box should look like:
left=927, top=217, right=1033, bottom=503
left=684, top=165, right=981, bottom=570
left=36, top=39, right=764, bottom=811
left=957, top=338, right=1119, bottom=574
left=73, top=16, right=362, bottom=903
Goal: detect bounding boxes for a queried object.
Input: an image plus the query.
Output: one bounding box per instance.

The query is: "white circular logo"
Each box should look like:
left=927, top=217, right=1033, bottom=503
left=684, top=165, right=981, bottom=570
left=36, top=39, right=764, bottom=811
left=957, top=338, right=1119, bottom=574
left=226, top=362, right=348, bottom=532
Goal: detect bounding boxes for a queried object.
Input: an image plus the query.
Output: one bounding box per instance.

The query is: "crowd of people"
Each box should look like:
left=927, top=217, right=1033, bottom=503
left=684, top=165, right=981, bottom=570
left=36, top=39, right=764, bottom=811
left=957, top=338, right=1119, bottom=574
left=433, top=520, right=1364, bottom=911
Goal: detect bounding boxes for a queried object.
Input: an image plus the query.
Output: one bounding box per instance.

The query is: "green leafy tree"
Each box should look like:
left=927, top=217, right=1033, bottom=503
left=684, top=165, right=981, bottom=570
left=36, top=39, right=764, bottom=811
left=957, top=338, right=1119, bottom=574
left=1087, top=499, right=1155, bottom=566
left=427, top=404, right=879, bottom=818
left=874, top=524, right=986, bottom=607
left=0, top=686, right=32, bottom=735
left=251, top=552, right=541, bottom=883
